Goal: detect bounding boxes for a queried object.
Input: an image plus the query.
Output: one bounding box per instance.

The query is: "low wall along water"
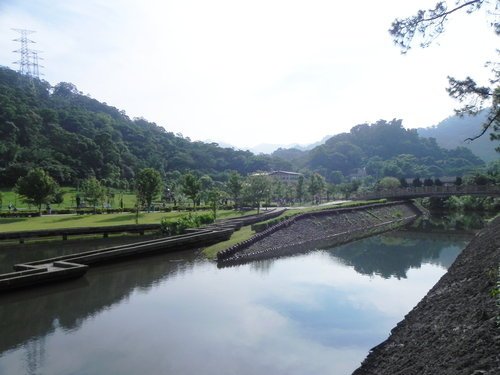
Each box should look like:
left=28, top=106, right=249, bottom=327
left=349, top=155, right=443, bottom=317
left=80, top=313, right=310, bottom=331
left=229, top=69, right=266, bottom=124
left=217, top=201, right=421, bottom=266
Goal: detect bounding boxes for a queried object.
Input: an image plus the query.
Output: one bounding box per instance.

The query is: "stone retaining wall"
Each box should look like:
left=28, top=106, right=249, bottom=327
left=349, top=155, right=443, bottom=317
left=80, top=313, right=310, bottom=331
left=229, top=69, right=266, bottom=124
left=217, top=201, right=420, bottom=264
left=352, top=215, right=500, bottom=374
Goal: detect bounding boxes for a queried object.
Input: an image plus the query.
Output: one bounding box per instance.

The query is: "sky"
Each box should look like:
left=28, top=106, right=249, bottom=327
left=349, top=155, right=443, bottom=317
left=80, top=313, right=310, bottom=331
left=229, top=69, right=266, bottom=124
left=0, top=0, right=498, bottom=150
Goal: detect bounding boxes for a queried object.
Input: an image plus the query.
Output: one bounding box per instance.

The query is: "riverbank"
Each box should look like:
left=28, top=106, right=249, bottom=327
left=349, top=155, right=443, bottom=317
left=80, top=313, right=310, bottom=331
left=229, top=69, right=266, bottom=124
left=352, top=215, right=500, bottom=375
left=217, top=201, right=420, bottom=265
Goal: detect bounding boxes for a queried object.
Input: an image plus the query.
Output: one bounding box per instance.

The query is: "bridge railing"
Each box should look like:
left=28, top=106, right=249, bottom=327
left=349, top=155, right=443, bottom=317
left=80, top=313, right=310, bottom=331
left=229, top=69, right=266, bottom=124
left=353, top=184, right=500, bottom=200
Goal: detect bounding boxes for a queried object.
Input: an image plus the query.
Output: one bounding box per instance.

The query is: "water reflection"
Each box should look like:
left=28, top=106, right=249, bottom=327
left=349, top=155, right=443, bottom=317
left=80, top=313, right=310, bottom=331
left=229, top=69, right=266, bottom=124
left=328, top=231, right=470, bottom=279
left=0, top=230, right=470, bottom=375
left=0, top=234, right=162, bottom=274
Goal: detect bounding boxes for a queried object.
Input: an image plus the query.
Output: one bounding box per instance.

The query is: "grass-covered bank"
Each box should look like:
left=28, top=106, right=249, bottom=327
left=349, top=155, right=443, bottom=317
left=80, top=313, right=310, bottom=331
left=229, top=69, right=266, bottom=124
left=0, top=209, right=256, bottom=233
left=203, top=226, right=256, bottom=259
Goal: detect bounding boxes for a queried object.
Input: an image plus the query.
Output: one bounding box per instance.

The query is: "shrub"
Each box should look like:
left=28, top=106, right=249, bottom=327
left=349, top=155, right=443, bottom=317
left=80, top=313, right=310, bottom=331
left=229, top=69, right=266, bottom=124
left=160, top=212, right=215, bottom=235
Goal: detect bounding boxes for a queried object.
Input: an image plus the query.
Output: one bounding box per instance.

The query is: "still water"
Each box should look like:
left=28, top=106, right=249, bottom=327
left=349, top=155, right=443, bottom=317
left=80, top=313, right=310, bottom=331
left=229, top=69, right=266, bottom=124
left=0, top=230, right=471, bottom=375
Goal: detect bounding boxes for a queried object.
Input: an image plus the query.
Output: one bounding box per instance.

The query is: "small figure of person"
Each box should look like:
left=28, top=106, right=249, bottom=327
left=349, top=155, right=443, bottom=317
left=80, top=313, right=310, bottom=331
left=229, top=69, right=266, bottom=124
left=46, top=204, right=51, bottom=215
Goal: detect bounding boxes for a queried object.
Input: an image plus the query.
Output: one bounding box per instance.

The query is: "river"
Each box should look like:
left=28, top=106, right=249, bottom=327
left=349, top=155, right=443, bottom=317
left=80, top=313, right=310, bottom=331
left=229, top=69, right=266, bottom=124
left=0, top=219, right=475, bottom=375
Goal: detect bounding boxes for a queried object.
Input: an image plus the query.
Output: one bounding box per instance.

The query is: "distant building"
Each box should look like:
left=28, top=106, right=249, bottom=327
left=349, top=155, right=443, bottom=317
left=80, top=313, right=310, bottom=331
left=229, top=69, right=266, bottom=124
left=251, top=170, right=302, bottom=184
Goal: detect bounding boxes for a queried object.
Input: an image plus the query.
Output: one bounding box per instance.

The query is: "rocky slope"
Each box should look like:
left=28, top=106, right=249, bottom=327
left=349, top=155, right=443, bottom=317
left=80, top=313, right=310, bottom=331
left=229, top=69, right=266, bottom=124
left=352, top=216, right=500, bottom=375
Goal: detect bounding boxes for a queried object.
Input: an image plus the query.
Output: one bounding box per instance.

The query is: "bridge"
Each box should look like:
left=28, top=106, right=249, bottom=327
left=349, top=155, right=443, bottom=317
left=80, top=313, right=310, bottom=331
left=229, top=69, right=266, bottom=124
left=353, top=184, right=500, bottom=200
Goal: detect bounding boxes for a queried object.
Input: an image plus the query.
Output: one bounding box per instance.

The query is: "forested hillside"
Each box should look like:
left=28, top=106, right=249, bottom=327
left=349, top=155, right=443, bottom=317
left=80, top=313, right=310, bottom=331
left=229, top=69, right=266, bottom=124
left=0, top=67, right=487, bottom=188
left=0, top=67, right=290, bottom=187
left=417, top=111, right=497, bottom=162
left=274, top=119, right=485, bottom=182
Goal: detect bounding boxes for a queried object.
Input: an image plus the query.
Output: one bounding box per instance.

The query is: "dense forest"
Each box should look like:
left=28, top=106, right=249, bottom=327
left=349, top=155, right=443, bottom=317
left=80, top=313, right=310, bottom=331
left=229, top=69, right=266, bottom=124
left=0, top=67, right=487, bottom=187
left=0, top=67, right=291, bottom=187
left=274, top=119, right=485, bottom=182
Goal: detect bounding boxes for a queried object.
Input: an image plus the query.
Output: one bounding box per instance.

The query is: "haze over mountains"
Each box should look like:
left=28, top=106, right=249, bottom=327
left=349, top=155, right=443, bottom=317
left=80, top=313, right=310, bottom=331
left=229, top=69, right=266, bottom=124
left=236, top=111, right=496, bottom=163
left=416, top=110, right=497, bottom=163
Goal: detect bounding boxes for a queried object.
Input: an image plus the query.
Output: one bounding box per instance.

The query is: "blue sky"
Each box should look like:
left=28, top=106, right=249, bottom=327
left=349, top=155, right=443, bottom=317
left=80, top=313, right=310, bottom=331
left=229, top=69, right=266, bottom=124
left=0, top=0, right=498, bottom=149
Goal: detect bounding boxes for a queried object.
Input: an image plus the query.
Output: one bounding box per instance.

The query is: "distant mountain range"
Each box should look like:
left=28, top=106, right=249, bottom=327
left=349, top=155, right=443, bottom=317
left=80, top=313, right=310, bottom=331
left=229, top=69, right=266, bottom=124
left=248, top=135, right=332, bottom=155
left=416, top=110, right=497, bottom=163
left=234, top=111, right=497, bottom=163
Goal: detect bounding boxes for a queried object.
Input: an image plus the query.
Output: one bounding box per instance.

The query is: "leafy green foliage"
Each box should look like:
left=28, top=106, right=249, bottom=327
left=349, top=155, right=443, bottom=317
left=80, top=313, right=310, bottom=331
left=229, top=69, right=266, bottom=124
left=136, top=168, right=163, bottom=210
left=80, top=177, right=105, bottom=211
left=378, top=177, right=401, bottom=190
left=276, top=119, right=484, bottom=181
left=14, top=168, right=60, bottom=212
left=0, top=67, right=290, bottom=188
left=242, top=174, right=272, bottom=213
left=182, top=173, right=201, bottom=208
left=160, top=212, right=214, bottom=235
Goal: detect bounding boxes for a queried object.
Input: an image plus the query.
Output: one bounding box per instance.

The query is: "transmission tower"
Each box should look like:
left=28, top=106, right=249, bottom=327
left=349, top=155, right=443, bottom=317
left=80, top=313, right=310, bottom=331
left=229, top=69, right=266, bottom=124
left=12, top=28, right=42, bottom=78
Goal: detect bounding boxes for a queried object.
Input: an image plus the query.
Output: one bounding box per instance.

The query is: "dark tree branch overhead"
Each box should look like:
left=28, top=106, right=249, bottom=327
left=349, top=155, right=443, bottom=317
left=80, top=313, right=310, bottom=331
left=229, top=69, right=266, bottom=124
left=464, top=110, right=500, bottom=142
left=390, top=0, right=485, bottom=53
left=390, top=0, right=499, bottom=149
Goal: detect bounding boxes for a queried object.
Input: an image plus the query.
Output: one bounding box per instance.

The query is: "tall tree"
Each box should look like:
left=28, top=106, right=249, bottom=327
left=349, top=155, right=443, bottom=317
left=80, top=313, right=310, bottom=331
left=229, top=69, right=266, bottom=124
left=182, top=172, right=201, bottom=209
left=14, top=168, right=60, bottom=212
left=227, top=171, right=243, bottom=209
left=136, top=168, right=163, bottom=212
left=296, top=175, right=305, bottom=203
left=81, top=177, right=105, bottom=212
left=390, top=0, right=499, bottom=149
left=243, top=175, right=271, bottom=214
left=308, top=173, right=325, bottom=204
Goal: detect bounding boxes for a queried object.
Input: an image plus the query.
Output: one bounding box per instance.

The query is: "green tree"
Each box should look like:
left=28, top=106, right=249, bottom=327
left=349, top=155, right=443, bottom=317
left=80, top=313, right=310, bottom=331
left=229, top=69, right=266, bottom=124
left=296, top=175, right=305, bottom=203
left=378, top=176, right=401, bottom=190
left=207, top=188, right=225, bottom=219
left=227, top=171, right=243, bottom=209
left=81, top=177, right=105, bottom=212
left=14, top=168, right=60, bottom=212
left=136, top=168, right=163, bottom=212
left=182, top=172, right=201, bottom=209
left=308, top=173, right=325, bottom=204
left=390, top=0, right=499, bottom=149
left=243, top=174, right=271, bottom=214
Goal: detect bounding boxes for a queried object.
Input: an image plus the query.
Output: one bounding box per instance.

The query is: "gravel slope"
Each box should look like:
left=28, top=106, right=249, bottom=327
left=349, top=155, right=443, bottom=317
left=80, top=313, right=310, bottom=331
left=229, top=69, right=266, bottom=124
left=352, top=216, right=500, bottom=375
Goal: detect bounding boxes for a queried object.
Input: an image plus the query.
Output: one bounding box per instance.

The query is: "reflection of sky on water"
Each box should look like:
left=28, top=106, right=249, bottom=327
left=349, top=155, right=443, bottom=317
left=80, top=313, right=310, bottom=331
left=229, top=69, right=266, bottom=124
left=0, top=232, right=465, bottom=375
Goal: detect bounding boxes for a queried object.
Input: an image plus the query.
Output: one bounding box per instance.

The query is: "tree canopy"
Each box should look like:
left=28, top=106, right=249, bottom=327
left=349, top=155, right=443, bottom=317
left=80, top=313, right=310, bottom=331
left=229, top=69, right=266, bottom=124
left=0, top=67, right=291, bottom=187
left=136, top=168, right=163, bottom=210
left=14, top=168, right=60, bottom=212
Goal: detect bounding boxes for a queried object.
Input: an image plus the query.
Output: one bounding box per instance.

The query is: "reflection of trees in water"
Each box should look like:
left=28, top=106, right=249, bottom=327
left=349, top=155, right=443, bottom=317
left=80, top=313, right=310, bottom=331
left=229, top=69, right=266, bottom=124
left=0, top=249, right=202, bottom=357
left=412, top=212, right=488, bottom=232
left=249, top=259, right=274, bottom=275
left=328, top=232, right=468, bottom=280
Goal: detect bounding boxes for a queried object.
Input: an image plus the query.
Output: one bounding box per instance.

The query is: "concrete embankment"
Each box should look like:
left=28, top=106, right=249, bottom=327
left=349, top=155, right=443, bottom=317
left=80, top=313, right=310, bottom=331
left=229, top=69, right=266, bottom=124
left=0, top=209, right=284, bottom=292
left=217, top=201, right=421, bottom=266
left=352, top=216, right=500, bottom=375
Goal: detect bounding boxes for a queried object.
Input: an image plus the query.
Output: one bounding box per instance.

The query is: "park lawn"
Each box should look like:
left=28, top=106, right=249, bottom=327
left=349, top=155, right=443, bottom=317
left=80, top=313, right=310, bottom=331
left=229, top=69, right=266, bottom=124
left=0, top=209, right=259, bottom=233
left=0, top=187, right=138, bottom=211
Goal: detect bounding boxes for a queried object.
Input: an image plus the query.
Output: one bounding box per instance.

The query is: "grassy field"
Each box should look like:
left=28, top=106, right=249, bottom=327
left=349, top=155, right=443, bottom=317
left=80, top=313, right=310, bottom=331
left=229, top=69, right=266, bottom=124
left=0, top=187, right=138, bottom=211
left=0, top=209, right=256, bottom=233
